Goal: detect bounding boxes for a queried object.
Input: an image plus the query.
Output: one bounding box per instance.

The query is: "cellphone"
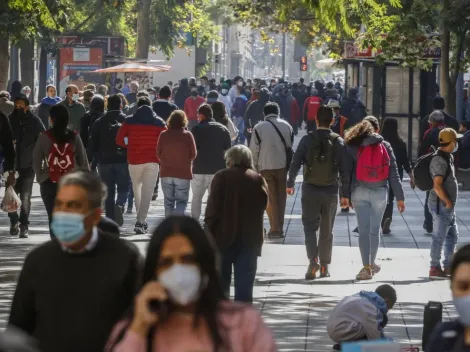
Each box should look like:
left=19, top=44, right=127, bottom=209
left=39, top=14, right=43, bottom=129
left=148, top=299, right=169, bottom=322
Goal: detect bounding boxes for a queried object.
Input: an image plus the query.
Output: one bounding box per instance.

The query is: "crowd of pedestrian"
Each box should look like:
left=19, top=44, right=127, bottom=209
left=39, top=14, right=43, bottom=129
left=0, top=74, right=468, bottom=351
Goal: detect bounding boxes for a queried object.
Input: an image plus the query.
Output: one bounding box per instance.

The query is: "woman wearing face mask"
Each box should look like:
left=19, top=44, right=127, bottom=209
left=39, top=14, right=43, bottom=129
left=426, top=244, right=470, bottom=351
left=106, top=216, right=276, bottom=352
left=219, top=82, right=232, bottom=113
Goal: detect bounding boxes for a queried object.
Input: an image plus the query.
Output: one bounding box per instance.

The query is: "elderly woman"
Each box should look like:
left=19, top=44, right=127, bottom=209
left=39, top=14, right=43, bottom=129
left=205, top=145, right=268, bottom=303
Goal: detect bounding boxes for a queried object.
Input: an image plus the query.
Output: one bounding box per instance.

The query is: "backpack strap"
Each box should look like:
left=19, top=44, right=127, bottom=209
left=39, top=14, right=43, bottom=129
left=266, top=119, right=290, bottom=152
left=435, top=150, right=452, bottom=182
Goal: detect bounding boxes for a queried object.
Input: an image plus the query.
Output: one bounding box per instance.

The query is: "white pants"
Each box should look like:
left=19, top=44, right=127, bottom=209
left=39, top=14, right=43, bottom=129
left=129, top=163, right=159, bottom=223
left=191, top=174, right=214, bottom=220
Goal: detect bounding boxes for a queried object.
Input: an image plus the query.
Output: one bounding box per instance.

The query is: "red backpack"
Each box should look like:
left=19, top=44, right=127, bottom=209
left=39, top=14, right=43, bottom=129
left=46, top=130, right=76, bottom=183
left=306, top=96, right=322, bottom=121
left=356, top=143, right=390, bottom=182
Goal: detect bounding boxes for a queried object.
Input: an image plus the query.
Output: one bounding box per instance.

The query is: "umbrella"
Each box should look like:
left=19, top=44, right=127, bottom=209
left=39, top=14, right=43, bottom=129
left=92, top=62, right=171, bottom=73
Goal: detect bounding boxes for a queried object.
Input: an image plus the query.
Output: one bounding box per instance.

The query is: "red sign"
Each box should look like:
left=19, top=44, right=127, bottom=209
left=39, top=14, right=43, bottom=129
left=58, top=45, right=105, bottom=96
left=344, top=41, right=379, bottom=59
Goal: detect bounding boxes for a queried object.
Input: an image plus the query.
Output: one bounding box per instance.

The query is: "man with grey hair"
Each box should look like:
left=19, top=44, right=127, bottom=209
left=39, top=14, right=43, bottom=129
left=9, top=169, right=142, bottom=352
left=205, top=145, right=268, bottom=303
left=125, top=81, right=140, bottom=104
left=419, top=109, right=446, bottom=235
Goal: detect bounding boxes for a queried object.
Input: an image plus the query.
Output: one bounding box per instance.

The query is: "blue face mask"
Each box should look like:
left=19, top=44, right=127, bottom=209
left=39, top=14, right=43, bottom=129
left=453, top=143, right=459, bottom=153
left=50, top=211, right=89, bottom=244
left=453, top=294, right=470, bottom=326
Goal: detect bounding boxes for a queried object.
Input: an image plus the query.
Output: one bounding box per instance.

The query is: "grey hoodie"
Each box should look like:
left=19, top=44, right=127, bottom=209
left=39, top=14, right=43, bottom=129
left=347, top=134, right=404, bottom=201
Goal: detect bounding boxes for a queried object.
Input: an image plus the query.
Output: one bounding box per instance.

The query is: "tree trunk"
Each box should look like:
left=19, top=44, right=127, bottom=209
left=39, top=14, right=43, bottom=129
left=19, top=40, right=35, bottom=103
left=136, top=0, right=152, bottom=59
left=0, top=35, right=9, bottom=91
left=39, top=45, right=48, bottom=98
left=440, top=23, right=452, bottom=115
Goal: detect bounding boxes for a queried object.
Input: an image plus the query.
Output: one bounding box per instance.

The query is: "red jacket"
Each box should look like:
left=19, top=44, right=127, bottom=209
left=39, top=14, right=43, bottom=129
left=184, top=96, right=205, bottom=121
left=116, top=105, right=167, bottom=165
left=303, top=96, right=322, bottom=121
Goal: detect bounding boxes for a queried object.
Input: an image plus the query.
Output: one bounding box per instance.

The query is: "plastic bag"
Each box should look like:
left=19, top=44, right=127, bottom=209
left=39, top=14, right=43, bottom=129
left=1, top=186, right=21, bottom=213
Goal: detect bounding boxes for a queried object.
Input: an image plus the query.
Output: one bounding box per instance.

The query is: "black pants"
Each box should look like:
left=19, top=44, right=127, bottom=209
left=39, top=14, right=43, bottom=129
left=8, top=168, right=35, bottom=226
left=301, top=184, right=337, bottom=264
left=40, top=179, right=58, bottom=239
left=382, top=187, right=394, bottom=226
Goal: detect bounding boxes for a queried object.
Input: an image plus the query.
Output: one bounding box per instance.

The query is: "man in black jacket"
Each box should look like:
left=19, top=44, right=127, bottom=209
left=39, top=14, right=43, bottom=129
left=243, top=87, right=270, bottom=146
left=191, top=104, right=231, bottom=220
left=8, top=170, right=142, bottom=352
left=8, top=96, right=45, bottom=238
left=287, top=106, right=352, bottom=280
left=0, top=110, right=15, bottom=189
left=152, top=85, right=178, bottom=121
left=89, top=95, right=128, bottom=226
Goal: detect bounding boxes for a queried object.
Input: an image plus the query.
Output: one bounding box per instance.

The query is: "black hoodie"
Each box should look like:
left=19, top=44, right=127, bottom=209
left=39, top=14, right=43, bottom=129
left=243, top=88, right=270, bottom=137
left=80, top=96, right=105, bottom=150
left=174, top=78, right=190, bottom=109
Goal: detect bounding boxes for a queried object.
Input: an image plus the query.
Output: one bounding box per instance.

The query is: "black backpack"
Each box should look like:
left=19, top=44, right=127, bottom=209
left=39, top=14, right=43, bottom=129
left=413, top=150, right=451, bottom=191
left=303, top=131, right=340, bottom=186
left=422, top=301, right=442, bottom=351
left=99, top=119, right=125, bottom=159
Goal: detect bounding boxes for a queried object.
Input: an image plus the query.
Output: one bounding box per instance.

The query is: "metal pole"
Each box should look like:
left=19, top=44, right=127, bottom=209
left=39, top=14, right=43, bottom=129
left=282, top=32, right=286, bottom=80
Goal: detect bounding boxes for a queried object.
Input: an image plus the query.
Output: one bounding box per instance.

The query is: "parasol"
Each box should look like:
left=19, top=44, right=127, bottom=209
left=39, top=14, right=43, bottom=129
left=92, top=62, right=171, bottom=73
left=315, top=58, right=338, bottom=69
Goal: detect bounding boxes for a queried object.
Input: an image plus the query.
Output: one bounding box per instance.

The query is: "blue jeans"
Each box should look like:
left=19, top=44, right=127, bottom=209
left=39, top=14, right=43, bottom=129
left=98, top=163, right=129, bottom=222
left=161, top=177, right=190, bottom=217
left=429, top=202, right=459, bottom=268
left=233, top=116, right=246, bottom=145
left=424, top=191, right=433, bottom=229
left=221, top=242, right=258, bottom=304
left=352, top=185, right=388, bottom=266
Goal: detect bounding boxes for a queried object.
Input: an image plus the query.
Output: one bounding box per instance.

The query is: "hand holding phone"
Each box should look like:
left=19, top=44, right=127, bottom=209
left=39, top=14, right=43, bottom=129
left=129, top=281, right=168, bottom=337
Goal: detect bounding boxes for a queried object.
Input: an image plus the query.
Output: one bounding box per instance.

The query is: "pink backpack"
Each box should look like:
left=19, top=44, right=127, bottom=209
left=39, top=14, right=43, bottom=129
left=356, top=143, right=390, bottom=182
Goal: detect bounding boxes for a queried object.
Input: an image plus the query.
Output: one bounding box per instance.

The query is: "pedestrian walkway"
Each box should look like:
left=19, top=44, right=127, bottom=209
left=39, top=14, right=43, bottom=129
left=0, top=131, right=467, bottom=351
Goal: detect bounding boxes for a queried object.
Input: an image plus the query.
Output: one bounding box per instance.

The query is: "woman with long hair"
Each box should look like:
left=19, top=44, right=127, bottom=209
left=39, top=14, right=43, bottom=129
left=380, top=117, right=413, bottom=234
left=157, top=111, right=196, bottom=217
left=117, top=93, right=130, bottom=115
left=106, top=216, right=276, bottom=351
left=32, top=104, right=89, bottom=227
left=344, top=117, right=405, bottom=281
left=211, top=101, right=238, bottom=142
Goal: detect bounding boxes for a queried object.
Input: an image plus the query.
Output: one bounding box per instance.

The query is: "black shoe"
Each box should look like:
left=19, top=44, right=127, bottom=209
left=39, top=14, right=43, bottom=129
left=333, top=343, right=341, bottom=351
left=305, top=261, right=320, bottom=280
left=267, top=231, right=284, bottom=239
left=341, top=207, right=349, bottom=213
left=10, top=222, right=19, bottom=236
left=320, top=264, right=330, bottom=278
left=19, top=224, right=28, bottom=239
left=151, top=194, right=158, bottom=201
left=382, top=217, right=392, bottom=235
left=126, top=207, right=132, bottom=214
left=352, top=227, right=358, bottom=233
left=143, top=222, right=148, bottom=232
left=423, top=223, right=433, bottom=235
left=134, top=222, right=145, bottom=234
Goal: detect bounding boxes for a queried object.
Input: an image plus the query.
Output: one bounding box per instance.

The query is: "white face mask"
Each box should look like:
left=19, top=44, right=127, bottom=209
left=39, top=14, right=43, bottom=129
left=237, top=81, right=243, bottom=87
left=159, top=264, right=202, bottom=306
left=72, top=94, right=79, bottom=101
left=221, top=89, right=228, bottom=95
left=149, top=94, right=156, bottom=101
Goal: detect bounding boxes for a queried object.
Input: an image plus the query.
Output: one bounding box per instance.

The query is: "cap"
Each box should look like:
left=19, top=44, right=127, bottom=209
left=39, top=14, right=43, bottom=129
left=439, top=128, right=461, bottom=145
left=207, top=90, right=219, bottom=103
left=221, top=83, right=229, bottom=90
left=327, top=100, right=341, bottom=109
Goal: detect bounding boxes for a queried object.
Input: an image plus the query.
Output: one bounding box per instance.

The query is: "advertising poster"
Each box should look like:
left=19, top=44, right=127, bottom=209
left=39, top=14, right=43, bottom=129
left=57, top=45, right=104, bottom=96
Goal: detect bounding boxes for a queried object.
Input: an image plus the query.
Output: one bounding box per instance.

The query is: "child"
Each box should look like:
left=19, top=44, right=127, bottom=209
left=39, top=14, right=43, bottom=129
left=327, top=284, right=397, bottom=350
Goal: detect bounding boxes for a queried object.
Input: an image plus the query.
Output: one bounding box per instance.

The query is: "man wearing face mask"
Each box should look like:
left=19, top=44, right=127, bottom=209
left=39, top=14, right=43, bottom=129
left=125, top=81, right=140, bottom=104
left=219, top=83, right=232, bottom=113
left=198, top=76, right=209, bottom=97
left=229, top=76, right=243, bottom=103
left=184, top=84, right=205, bottom=131
left=428, top=128, right=461, bottom=279
left=59, top=84, right=86, bottom=132
left=36, top=85, right=62, bottom=128
left=8, top=170, right=142, bottom=352
left=427, top=244, right=470, bottom=351
left=8, top=97, right=45, bottom=238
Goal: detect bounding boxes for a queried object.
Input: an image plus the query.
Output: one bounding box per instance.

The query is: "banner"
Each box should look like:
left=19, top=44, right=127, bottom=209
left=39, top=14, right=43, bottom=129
left=57, top=45, right=104, bottom=96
